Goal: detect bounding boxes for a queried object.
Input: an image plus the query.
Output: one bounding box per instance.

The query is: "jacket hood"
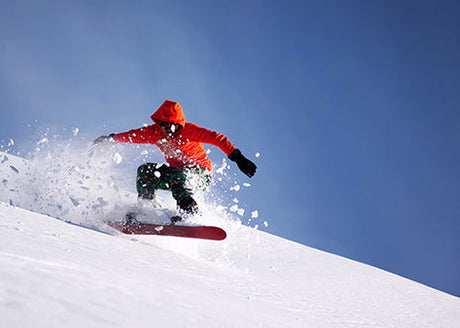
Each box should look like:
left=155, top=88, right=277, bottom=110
left=151, top=100, right=186, bottom=128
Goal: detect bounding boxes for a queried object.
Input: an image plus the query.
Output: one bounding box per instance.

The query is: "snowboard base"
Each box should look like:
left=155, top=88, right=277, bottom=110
left=105, top=221, right=227, bottom=241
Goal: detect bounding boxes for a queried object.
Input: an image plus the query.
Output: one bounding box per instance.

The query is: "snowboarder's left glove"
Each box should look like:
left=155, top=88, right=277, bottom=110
left=93, top=133, right=115, bottom=145
left=229, top=149, right=257, bottom=178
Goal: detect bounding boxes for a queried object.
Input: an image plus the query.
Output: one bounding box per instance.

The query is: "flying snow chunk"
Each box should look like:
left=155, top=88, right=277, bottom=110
left=37, top=138, right=49, bottom=146
left=255, top=152, right=261, bottom=158
left=112, top=153, right=123, bottom=164
left=216, top=166, right=225, bottom=175
left=243, top=183, right=251, bottom=187
left=237, top=208, right=245, bottom=216
left=72, top=128, right=79, bottom=137
left=216, top=158, right=228, bottom=175
left=231, top=184, right=241, bottom=192
left=154, top=171, right=161, bottom=178
left=251, top=210, right=259, bottom=218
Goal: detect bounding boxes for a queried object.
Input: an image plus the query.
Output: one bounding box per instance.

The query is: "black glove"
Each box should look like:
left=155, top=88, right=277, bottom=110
left=93, top=133, right=115, bottom=145
left=228, top=149, right=257, bottom=178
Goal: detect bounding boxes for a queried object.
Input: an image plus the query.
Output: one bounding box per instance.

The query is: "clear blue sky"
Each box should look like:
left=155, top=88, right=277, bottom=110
left=1, top=1, right=459, bottom=296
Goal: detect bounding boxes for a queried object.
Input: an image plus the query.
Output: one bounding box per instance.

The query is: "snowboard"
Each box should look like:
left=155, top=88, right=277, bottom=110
left=105, top=221, right=227, bottom=241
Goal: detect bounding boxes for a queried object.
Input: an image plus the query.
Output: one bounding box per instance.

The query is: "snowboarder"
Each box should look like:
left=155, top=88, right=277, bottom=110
left=94, top=100, right=257, bottom=216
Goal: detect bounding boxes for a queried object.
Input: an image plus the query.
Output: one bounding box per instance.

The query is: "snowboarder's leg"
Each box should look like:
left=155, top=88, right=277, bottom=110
left=170, top=166, right=211, bottom=214
left=136, top=163, right=211, bottom=215
left=127, top=163, right=170, bottom=223
left=169, top=169, right=196, bottom=214
left=136, top=163, right=171, bottom=199
left=136, top=163, right=157, bottom=199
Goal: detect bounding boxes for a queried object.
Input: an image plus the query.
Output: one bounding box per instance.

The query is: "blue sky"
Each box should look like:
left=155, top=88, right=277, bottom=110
left=1, top=1, right=459, bottom=296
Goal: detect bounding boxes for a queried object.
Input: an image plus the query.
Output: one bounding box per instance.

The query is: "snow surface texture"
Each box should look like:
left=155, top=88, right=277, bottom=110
left=1, top=150, right=459, bottom=327
left=1, top=203, right=459, bottom=327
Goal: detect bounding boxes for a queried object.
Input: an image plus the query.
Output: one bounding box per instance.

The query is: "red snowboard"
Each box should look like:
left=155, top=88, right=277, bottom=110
left=105, top=221, right=227, bottom=241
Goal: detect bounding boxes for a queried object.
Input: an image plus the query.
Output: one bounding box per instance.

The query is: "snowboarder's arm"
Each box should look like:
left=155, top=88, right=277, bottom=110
left=112, top=125, right=160, bottom=144
left=188, top=124, right=257, bottom=178
left=187, top=124, right=236, bottom=156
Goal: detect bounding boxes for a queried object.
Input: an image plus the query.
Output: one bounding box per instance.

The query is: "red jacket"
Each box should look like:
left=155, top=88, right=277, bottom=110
left=112, top=100, right=236, bottom=171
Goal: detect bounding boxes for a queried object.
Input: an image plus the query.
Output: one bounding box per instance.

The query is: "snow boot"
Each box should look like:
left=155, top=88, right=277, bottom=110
left=177, top=195, right=198, bottom=214
left=170, top=216, right=182, bottom=225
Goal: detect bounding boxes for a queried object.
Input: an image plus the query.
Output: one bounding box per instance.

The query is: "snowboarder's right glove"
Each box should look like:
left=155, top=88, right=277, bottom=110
left=228, top=149, right=257, bottom=178
left=93, top=133, right=115, bottom=145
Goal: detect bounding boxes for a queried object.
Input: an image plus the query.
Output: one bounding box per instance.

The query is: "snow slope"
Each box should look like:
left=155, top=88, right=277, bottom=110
left=0, top=151, right=459, bottom=327
left=1, top=202, right=459, bottom=328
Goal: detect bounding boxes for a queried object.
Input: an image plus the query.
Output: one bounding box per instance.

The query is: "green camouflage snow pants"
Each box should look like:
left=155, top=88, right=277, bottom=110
left=136, top=163, right=211, bottom=202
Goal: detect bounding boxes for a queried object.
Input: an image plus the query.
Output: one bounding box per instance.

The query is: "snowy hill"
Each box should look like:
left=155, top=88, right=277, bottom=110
left=1, top=202, right=459, bottom=327
left=1, top=151, right=459, bottom=327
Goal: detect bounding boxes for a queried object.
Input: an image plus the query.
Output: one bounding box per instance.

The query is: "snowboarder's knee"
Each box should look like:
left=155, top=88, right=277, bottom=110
left=137, top=163, right=157, bottom=175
